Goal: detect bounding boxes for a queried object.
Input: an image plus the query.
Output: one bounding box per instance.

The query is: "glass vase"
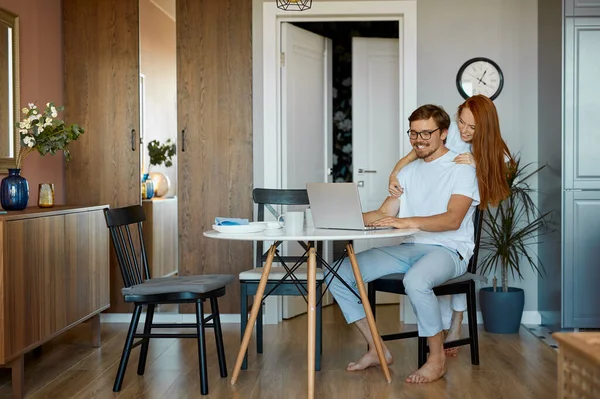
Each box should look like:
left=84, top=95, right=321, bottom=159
left=1, top=168, right=30, bottom=210
left=38, top=183, right=55, bottom=208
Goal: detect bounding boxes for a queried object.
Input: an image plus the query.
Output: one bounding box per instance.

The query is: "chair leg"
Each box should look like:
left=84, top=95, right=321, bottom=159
left=417, top=337, right=428, bottom=369
left=368, top=282, right=377, bottom=319
left=210, top=296, right=228, bottom=378
left=257, top=299, right=264, bottom=354
left=316, top=284, right=322, bottom=372
left=240, top=282, right=248, bottom=370
left=137, top=304, right=155, bottom=375
left=196, top=300, right=209, bottom=396
left=467, top=283, right=480, bottom=365
left=113, top=304, right=143, bottom=392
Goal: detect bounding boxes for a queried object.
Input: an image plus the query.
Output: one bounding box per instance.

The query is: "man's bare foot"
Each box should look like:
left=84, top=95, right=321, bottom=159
left=346, top=349, right=394, bottom=371
left=405, top=359, right=446, bottom=383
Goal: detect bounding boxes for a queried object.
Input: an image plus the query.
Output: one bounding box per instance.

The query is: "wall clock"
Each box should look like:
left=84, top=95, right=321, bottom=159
left=456, top=57, right=504, bottom=101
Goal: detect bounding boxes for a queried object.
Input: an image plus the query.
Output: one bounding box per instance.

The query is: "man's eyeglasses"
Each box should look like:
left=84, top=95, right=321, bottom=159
left=406, top=128, right=440, bottom=141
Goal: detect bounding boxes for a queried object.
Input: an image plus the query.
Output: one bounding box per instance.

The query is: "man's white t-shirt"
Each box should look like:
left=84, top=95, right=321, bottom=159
left=396, top=149, right=480, bottom=260
left=445, top=122, right=471, bottom=155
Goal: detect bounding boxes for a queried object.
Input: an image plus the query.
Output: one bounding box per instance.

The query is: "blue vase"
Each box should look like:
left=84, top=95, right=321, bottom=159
left=1, top=168, right=30, bottom=210
left=142, top=173, right=154, bottom=199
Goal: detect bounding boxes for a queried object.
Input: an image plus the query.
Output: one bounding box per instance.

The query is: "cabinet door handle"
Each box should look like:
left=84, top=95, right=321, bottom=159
left=358, top=168, right=377, bottom=174
left=181, top=129, right=186, bottom=152
left=131, top=129, right=136, bottom=151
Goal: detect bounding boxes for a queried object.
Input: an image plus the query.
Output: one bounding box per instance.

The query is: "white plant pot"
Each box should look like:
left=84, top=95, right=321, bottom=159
left=149, top=172, right=171, bottom=197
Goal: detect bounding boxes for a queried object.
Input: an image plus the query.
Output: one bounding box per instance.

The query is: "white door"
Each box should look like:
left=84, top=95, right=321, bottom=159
left=281, top=22, right=334, bottom=319
left=352, top=37, right=403, bottom=304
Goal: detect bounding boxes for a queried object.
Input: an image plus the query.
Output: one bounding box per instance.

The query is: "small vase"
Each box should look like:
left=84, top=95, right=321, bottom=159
left=149, top=171, right=171, bottom=197
left=142, top=173, right=154, bottom=199
left=38, top=183, right=55, bottom=208
left=1, top=168, right=30, bottom=210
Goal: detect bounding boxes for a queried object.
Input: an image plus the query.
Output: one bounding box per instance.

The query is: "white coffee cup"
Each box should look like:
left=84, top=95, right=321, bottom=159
left=282, top=211, right=304, bottom=233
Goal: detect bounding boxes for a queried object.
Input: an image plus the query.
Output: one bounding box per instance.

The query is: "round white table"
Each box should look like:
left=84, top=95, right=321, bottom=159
left=203, top=227, right=419, bottom=399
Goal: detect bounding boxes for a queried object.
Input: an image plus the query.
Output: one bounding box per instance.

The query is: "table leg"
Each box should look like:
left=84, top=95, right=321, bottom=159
left=346, top=244, right=392, bottom=383
left=90, top=314, right=101, bottom=348
left=9, top=354, right=24, bottom=399
left=231, top=245, right=277, bottom=385
left=307, top=247, right=317, bottom=399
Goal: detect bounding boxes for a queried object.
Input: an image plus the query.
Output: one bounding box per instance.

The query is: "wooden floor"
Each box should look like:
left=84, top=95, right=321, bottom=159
left=0, top=305, right=557, bottom=399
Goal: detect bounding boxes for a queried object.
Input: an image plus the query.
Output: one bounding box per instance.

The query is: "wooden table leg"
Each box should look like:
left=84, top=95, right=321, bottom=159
left=90, top=314, right=102, bottom=348
left=231, top=245, right=277, bottom=385
left=9, top=354, right=24, bottom=399
left=307, top=247, right=317, bottom=399
left=346, top=244, right=392, bottom=383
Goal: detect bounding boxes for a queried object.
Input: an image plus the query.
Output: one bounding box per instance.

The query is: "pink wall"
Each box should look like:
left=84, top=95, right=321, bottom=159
left=0, top=0, right=65, bottom=206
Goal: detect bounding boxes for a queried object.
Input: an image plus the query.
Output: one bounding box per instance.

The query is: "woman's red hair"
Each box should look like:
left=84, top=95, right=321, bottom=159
left=458, top=95, right=514, bottom=209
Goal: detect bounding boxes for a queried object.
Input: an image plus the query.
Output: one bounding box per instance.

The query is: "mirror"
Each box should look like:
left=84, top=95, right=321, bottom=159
left=0, top=7, right=19, bottom=172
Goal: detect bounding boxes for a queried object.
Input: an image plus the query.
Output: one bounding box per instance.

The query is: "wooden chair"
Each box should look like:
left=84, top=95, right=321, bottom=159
left=104, top=205, right=234, bottom=396
left=239, top=188, right=324, bottom=370
left=368, top=209, right=485, bottom=368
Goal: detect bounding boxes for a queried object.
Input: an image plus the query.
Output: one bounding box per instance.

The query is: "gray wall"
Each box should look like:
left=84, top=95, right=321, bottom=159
left=254, top=0, right=541, bottom=313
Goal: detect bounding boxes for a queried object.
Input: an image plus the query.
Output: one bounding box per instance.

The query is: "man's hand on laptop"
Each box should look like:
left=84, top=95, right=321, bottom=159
left=368, top=216, right=413, bottom=230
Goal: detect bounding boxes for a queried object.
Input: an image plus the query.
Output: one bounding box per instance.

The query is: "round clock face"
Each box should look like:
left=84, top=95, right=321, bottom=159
left=456, top=57, right=504, bottom=101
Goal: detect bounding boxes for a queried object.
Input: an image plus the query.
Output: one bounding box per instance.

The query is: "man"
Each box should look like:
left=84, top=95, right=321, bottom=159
left=327, top=104, right=479, bottom=383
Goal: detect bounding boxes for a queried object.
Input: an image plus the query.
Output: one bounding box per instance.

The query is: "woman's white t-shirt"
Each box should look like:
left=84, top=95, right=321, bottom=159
left=445, top=122, right=471, bottom=155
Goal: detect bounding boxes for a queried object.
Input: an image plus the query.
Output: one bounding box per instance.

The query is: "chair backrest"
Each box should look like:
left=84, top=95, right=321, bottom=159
left=103, top=205, right=151, bottom=288
left=252, top=188, right=312, bottom=267
left=467, top=208, right=485, bottom=274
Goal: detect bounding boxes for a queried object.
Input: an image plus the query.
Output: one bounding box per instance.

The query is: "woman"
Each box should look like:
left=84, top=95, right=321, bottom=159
left=388, top=95, right=513, bottom=355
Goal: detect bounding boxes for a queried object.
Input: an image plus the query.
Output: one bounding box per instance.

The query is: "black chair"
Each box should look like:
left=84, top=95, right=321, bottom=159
left=368, top=209, right=485, bottom=368
left=104, top=205, right=234, bottom=396
left=239, top=188, right=324, bottom=370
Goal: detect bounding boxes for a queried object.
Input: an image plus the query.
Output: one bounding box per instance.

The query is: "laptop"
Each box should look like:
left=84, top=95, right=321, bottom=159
left=306, top=182, right=392, bottom=231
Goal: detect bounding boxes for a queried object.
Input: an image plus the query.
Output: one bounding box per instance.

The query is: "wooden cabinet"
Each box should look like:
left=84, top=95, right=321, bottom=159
left=565, top=0, right=600, bottom=16
left=63, top=0, right=254, bottom=314
left=63, top=0, right=141, bottom=312
left=177, top=0, right=253, bottom=314
left=142, top=198, right=177, bottom=278
left=0, top=206, right=109, bottom=397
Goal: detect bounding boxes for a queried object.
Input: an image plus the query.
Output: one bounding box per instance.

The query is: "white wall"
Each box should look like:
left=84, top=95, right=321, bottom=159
left=254, top=0, right=540, bottom=313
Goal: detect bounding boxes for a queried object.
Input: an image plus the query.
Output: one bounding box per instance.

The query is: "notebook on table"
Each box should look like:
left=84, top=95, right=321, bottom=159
left=306, top=182, right=392, bottom=231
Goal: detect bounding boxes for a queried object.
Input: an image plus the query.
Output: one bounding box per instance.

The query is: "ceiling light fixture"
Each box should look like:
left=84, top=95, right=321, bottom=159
left=277, top=0, right=312, bottom=12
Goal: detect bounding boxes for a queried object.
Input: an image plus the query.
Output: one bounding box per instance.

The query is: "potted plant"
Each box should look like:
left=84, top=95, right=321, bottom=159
left=146, top=138, right=176, bottom=197
left=478, top=155, right=552, bottom=334
left=1, top=102, right=84, bottom=210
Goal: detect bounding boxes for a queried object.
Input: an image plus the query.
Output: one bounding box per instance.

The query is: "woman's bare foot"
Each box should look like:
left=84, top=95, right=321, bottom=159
left=346, top=348, right=394, bottom=371
left=444, top=311, right=463, bottom=357
left=405, top=359, right=446, bottom=383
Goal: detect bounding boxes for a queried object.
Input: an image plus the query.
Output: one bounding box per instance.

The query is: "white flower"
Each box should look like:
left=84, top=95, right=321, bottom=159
left=23, top=136, right=36, bottom=147
left=21, top=107, right=28, bottom=114
left=19, top=129, right=27, bottom=134
left=333, top=111, right=346, bottom=122
left=32, top=110, right=38, bottom=115
left=28, top=114, right=39, bottom=122
left=46, top=102, right=51, bottom=107
left=28, top=103, right=36, bottom=109
left=51, top=111, right=57, bottom=118
left=337, top=118, right=352, bottom=132
left=46, top=117, right=53, bottom=124
left=342, top=143, right=352, bottom=153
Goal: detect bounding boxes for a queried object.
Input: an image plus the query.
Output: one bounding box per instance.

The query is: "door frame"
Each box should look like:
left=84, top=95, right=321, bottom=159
left=252, top=0, right=417, bottom=323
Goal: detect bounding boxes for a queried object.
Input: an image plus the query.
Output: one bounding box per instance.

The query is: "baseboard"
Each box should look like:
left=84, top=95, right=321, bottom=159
left=101, top=310, right=542, bottom=326
left=401, top=309, right=542, bottom=325
left=101, top=313, right=241, bottom=324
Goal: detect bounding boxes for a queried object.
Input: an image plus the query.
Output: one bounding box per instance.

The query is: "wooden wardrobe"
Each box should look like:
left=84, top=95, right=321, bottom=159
left=63, top=0, right=253, bottom=314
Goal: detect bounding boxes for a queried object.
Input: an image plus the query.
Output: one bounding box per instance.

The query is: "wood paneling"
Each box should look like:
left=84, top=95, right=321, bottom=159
left=177, top=0, right=253, bottom=313
left=142, top=198, right=178, bottom=278
left=0, top=207, right=109, bottom=364
left=63, top=0, right=141, bottom=313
